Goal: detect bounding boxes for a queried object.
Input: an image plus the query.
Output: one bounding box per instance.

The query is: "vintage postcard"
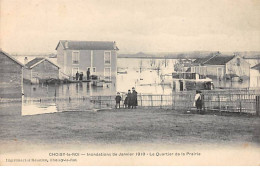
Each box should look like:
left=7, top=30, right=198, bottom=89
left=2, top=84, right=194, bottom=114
left=0, top=0, right=260, bottom=166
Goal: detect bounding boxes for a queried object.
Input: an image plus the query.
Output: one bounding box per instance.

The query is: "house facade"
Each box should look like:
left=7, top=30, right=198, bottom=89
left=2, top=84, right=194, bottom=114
left=191, top=54, right=250, bottom=80
left=56, top=40, right=119, bottom=81
left=250, top=63, right=260, bottom=88
left=24, top=58, right=59, bottom=84
left=0, top=50, right=24, bottom=98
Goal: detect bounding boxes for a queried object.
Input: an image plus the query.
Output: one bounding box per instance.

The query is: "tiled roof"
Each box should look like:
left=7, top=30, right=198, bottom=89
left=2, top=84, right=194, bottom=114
left=56, top=40, right=119, bottom=50
left=25, top=58, right=45, bottom=68
left=205, top=55, right=235, bottom=65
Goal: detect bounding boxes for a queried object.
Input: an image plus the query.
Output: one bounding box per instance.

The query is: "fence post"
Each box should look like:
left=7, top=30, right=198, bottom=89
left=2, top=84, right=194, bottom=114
left=218, top=94, right=221, bottom=113
left=202, top=94, right=205, bottom=112
left=110, top=96, right=112, bottom=108
left=256, top=95, right=260, bottom=116
left=140, top=94, right=142, bottom=107
left=99, top=96, right=101, bottom=109
left=239, top=94, right=242, bottom=114
left=151, top=95, right=153, bottom=107
left=160, top=95, right=162, bottom=109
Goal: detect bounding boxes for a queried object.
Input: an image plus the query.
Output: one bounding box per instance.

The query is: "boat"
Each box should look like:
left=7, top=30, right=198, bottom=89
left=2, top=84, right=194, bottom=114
left=171, top=72, right=214, bottom=91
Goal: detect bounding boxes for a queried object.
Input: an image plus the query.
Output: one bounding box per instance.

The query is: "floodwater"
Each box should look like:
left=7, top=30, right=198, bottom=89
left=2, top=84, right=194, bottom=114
left=1, top=57, right=253, bottom=116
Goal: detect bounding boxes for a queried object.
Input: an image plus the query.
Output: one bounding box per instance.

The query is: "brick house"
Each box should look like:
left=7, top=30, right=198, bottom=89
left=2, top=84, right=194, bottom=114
left=191, top=54, right=250, bottom=80
left=23, top=58, right=59, bottom=84
left=55, top=40, right=119, bottom=81
left=0, top=50, right=24, bottom=98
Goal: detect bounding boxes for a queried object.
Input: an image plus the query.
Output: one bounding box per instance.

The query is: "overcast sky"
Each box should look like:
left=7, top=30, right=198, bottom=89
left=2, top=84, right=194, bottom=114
left=1, top=0, right=260, bottom=53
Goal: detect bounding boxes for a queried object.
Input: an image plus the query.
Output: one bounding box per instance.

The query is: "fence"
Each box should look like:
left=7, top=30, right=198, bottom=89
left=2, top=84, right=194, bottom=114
left=90, top=90, right=260, bottom=115
left=2, top=89, right=259, bottom=115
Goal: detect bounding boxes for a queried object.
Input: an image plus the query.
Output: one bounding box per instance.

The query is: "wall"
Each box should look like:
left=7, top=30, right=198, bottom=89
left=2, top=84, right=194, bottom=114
left=23, top=68, right=31, bottom=81
left=56, top=42, right=65, bottom=77
left=192, top=65, right=225, bottom=79
left=0, top=53, right=23, bottom=98
left=64, top=49, right=117, bottom=81
left=250, top=69, right=260, bottom=88
left=225, top=56, right=250, bottom=79
left=206, top=65, right=225, bottom=79
left=31, top=60, right=59, bottom=81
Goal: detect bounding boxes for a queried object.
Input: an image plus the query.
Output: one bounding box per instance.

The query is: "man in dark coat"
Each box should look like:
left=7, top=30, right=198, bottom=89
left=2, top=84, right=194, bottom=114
left=127, top=90, right=132, bottom=109
left=87, top=68, right=90, bottom=80
left=76, top=71, right=79, bottom=81
left=131, top=87, right=138, bottom=109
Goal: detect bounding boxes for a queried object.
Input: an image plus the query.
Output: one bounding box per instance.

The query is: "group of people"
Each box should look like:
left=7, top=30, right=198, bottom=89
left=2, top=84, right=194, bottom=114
left=115, top=87, right=138, bottom=109
left=115, top=88, right=202, bottom=111
left=75, top=71, right=84, bottom=81
left=75, top=69, right=91, bottom=81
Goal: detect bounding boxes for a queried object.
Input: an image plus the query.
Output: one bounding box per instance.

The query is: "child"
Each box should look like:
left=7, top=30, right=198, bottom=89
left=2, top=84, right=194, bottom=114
left=115, top=92, right=122, bottom=109
left=124, top=94, right=128, bottom=108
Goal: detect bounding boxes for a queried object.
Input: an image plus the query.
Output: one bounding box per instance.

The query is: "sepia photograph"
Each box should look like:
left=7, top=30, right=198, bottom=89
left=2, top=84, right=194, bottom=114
left=0, top=0, right=260, bottom=166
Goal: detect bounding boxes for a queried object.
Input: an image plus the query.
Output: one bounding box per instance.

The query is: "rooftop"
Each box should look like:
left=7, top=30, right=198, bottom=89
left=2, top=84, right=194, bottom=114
left=56, top=40, right=119, bottom=50
left=251, top=63, right=260, bottom=70
left=25, top=58, right=45, bottom=68
left=25, top=57, right=59, bottom=69
left=205, top=55, right=235, bottom=65
left=0, top=50, right=24, bottom=67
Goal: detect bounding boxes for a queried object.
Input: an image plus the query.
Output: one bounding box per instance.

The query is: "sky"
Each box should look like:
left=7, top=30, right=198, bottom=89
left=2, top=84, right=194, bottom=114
left=1, top=0, right=260, bottom=53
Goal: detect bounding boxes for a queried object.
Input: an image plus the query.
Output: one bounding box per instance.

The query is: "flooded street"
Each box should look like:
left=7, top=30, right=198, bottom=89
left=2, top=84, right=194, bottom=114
left=0, top=57, right=255, bottom=116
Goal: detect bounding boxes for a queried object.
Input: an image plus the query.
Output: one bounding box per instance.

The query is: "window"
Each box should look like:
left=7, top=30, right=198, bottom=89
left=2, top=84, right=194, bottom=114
left=104, top=51, right=111, bottom=65
left=237, top=58, right=240, bottom=66
left=104, top=67, right=111, bottom=80
left=72, top=51, right=79, bottom=64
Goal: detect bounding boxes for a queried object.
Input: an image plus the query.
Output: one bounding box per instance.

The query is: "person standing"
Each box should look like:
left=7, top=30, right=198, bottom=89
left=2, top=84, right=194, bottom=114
left=127, top=90, right=132, bottom=109
left=194, top=90, right=202, bottom=112
left=87, top=68, right=90, bottom=80
left=131, top=87, right=138, bottom=109
left=79, top=72, right=83, bottom=81
left=115, top=92, right=122, bottom=109
left=123, top=94, right=128, bottom=108
left=76, top=71, right=79, bottom=81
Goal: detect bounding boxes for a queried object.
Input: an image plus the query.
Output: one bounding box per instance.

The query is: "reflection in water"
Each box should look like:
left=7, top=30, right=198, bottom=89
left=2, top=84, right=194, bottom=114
left=21, top=81, right=116, bottom=116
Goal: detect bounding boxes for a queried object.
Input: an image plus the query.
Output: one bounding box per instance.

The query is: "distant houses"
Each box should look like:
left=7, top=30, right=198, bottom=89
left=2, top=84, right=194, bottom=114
left=0, top=50, right=24, bottom=98
left=190, top=54, right=250, bottom=80
left=55, top=40, right=119, bottom=81
left=23, top=58, right=59, bottom=84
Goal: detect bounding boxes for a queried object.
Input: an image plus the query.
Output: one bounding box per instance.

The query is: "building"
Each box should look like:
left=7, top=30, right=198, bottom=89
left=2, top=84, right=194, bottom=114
left=23, top=58, right=59, bottom=84
left=250, top=63, right=260, bottom=88
left=55, top=40, right=119, bottom=81
left=0, top=50, right=24, bottom=98
left=191, top=54, right=250, bottom=80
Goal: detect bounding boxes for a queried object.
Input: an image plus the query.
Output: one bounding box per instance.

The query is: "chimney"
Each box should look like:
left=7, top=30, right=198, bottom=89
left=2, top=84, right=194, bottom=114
left=24, top=57, right=28, bottom=64
left=65, top=41, right=69, bottom=49
left=113, top=41, right=117, bottom=50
